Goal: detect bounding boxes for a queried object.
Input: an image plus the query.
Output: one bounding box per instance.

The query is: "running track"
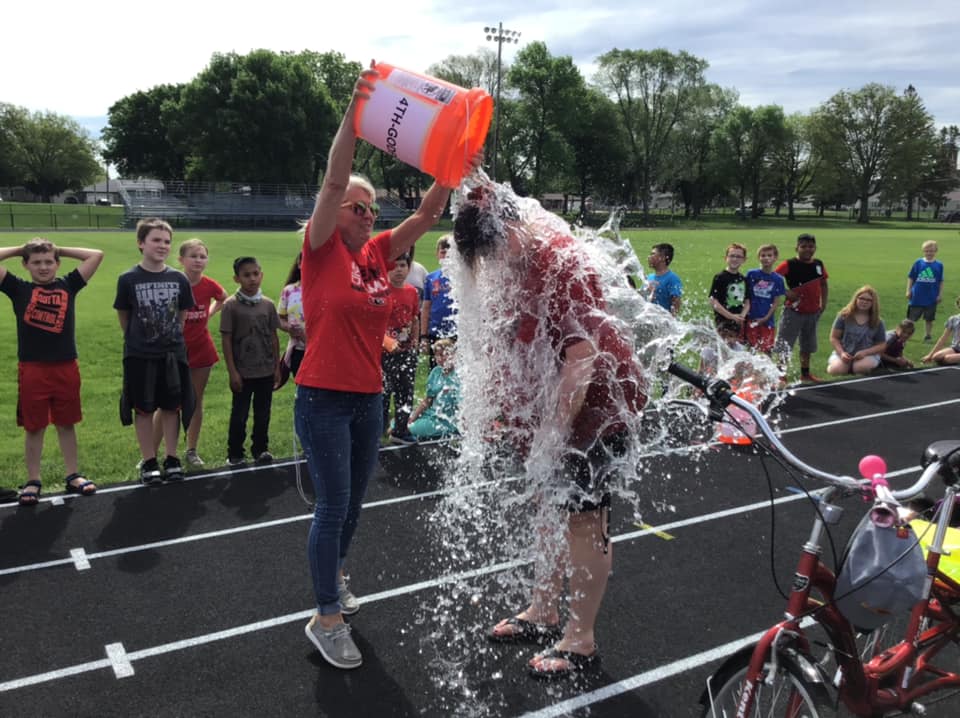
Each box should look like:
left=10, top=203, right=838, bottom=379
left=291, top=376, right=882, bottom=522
left=3, top=367, right=960, bottom=717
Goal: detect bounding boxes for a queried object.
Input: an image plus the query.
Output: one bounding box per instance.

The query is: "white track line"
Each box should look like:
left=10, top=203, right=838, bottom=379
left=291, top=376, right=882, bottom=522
left=0, top=491, right=812, bottom=693
left=1, top=389, right=948, bottom=578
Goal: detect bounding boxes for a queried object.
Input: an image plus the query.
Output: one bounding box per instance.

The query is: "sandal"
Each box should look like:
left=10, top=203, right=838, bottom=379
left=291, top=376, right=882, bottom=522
left=488, top=616, right=563, bottom=644
left=65, top=473, right=97, bottom=496
left=528, top=645, right=600, bottom=680
left=18, top=480, right=42, bottom=507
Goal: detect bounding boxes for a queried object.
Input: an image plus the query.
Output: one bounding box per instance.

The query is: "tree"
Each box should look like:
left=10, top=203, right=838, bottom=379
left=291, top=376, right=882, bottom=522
left=102, top=84, right=186, bottom=179
left=670, top=84, right=737, bottom=218
left=768, top=112, right=820, bottom=220
left=563, top=88, right=627, bottom=217
left=881, top=86, right=939, bottom=220
left=299, top=51, right=363, bottom=113
left=594, top=48, right=708, bottom=220
left=921, top=126, right=960, bottom=217
left=0, top=103, right=29, bottom=186
left=811, top=83, right=929, bottom=224
left=507, top=42, right=585, bottom=198
left=2, top=108, right=100, bottom=201
left=427, top=49, right=499, bottom=97
left=165, top=50, right=339, bottom=184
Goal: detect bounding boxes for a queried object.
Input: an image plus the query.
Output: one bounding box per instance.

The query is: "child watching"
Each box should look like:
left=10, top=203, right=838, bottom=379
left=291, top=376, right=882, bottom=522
left=114, top=218, right=195, bottom=486
left=906, top=240, right=944, bottom=342
left=709, top=243, right=750, bottom=330
left=278, top=253, right=306, bottom=378
left=0, top=239, right=104, bottom=505
left=645, top=243, right=683, bottom=316
left=383, top=252, right=420, bottom=444
left=922, top=297, right=960, bottom=366
left=220, top=256, right=281, bottom=466
left=419, top=235, right=456, bottom=368
left=177, top=238, right=227, bottom=467
left=826, top=286, right=886, bottom=376
left=775, top=233, right=829, bottom=383
left=744, top=244, right=786, bottom=354
left=408, top=339, right=460, bottom=440
left=881, top=318, right=915, bottom=370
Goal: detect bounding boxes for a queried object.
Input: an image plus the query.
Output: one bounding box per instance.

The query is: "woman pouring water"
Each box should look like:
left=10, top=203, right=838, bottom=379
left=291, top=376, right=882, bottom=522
left=297, top=63, right=480, bottom=669
left=452, top=184, right=647, bottom=679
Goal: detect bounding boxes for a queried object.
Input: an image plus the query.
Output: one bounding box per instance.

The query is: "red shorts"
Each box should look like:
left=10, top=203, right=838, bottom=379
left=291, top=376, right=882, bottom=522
left=17, top=360, right=82, bottom=431
left=186, top=333, right=219, bottom=369
left=744, top=322, right=776, bottom=353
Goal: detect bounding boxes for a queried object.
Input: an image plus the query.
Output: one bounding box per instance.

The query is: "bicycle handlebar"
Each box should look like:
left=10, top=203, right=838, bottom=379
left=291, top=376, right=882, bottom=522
left=666, top=361, right=943, bottom=502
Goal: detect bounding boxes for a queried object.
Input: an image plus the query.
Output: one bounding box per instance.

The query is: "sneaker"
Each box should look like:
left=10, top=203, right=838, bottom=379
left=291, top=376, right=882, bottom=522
left=924, top=334, right=933, bottom=343
left=337, top=578, right=360, bottom=616
left=255, top=451, right=274, bottom=465
left=163, top=455, right=184, bottom=482
left=304, top=616, right=362, bottom=669
left=184, top=449, right=204, bottom=467
left=227, top=456, right=245, bottom=468
left=389, top=432, right=418, bottom=446
left=140, top=458, right=163, bottom=486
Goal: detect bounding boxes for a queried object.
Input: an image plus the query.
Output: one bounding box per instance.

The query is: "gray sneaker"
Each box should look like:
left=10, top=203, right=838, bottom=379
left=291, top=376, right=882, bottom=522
left=337, top=579, right=360, bottom=616
left=184, top=449, right=204, bottom=467
left=304, top=616, right=362, bottom=669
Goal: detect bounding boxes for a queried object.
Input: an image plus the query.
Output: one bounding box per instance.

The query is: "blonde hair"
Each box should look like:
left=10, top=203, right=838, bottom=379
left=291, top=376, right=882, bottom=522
left=432, top=338, right=456, bottom=354
left=922, top=240, right=938, bottom=252
left=839, top=285, right=881, bottom=328
left=178, top=238, right=208, bottom=257
left=757, top=243, right=778, bottom=257
left=726, top=242, right=747, bottom=258
left=347, top=174, right=375, bottom=201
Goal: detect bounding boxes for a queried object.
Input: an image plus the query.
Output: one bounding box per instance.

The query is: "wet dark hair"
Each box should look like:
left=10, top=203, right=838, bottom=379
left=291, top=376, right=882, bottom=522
left=453, top=187, right=518, bottom=270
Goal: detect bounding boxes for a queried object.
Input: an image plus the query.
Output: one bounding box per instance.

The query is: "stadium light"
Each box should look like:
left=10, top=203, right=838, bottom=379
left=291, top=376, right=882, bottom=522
left=483, top=22, right=522, bottom=181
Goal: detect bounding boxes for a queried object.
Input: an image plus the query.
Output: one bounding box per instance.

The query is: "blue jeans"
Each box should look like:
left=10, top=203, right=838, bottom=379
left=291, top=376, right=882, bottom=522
left=295, top=386, right=383, bottom=616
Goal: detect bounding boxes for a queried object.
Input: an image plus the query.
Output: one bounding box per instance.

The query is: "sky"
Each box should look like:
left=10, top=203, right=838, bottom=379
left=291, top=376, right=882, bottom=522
left=4, top=0, right=958, bottom=143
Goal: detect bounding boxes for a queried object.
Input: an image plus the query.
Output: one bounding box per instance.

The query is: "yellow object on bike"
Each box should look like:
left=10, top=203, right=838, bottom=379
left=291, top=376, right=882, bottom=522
left=910, top=518, right=960, bottom=584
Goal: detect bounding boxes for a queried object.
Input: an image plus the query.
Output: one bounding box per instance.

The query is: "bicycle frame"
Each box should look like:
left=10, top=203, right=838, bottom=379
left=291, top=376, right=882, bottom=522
left=665, top=364, right=960, bottom=717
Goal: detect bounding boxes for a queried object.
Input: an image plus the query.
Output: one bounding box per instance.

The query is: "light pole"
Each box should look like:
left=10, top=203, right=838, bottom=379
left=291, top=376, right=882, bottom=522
left=484, top=23, right=521, bottom=182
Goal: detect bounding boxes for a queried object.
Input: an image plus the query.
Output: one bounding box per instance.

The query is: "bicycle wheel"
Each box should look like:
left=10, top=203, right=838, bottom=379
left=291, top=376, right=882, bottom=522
left=703, top=650, right=827, bottom=718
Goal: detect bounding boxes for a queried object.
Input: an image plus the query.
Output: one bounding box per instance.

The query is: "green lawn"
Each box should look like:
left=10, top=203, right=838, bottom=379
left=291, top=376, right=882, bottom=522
left=1, top=223, right=958, bottom=491
left=0, top=202, right=124, bottom=230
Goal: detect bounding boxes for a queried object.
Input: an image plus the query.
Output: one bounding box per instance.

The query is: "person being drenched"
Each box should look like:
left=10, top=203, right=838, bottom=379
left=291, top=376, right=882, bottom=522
left=451, top=184, right=647, bottom=680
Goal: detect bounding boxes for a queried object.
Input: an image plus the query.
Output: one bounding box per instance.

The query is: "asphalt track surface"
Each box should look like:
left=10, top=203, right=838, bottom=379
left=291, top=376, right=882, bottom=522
left=3, top=367, right=960, bottom=717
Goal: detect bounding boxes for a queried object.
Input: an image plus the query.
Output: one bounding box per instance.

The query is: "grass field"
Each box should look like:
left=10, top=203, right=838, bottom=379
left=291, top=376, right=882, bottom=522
left=0, top=201, right=124, bottom=230
left=1, top=222, right=958, bottom=492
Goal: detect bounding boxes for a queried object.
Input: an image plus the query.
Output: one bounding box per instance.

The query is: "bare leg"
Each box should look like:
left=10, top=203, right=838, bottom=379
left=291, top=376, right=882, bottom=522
left=24, top=428, right=45, bottom=483
left=160, top=409, right=180, bottom=458
left=151, top=410, right=163, bottom=458
left=187, top=366, right=211, bottom=451
left=135, top=412, right=158, bottom=459
left=55, top=424, right=79, bottom=476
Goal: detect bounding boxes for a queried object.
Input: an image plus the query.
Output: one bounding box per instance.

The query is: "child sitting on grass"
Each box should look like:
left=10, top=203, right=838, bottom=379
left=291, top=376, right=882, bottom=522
left=408, top=339, right=460, bottom=440
left=922, top=297, right=960, bottom=366
left=881, top=318, right=915, bottom=370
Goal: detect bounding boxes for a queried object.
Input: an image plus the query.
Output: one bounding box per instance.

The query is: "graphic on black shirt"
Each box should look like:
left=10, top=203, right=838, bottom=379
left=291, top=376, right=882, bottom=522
left=134, top=281, right=184, bottom=344
left=25, top=286, right=69, bottom=334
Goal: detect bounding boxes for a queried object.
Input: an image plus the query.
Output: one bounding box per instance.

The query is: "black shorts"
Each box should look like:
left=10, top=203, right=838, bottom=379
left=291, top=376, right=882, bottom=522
left=123, top=356, right=186, bottom=413
left=559, top=431, right=629, bottom=513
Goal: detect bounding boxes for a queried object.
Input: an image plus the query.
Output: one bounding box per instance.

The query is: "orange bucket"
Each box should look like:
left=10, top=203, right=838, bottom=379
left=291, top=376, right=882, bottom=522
left=354, top=62, right=493, bottom=188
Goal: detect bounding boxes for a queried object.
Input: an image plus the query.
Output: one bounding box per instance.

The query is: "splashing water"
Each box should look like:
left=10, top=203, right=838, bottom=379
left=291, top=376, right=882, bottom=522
left=415, top=172, right=781, bottom=715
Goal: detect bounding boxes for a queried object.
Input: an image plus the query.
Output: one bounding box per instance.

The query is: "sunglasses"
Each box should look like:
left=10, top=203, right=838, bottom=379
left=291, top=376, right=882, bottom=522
left=341, top=200, right=379, bottom=218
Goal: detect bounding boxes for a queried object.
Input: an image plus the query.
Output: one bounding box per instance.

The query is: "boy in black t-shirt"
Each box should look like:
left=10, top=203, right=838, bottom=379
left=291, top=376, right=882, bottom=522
left=709, top=243, right=751, bottom=332
left=113, top=218, right=195, bottom=485
left=0, top=238, right=104, bottom=505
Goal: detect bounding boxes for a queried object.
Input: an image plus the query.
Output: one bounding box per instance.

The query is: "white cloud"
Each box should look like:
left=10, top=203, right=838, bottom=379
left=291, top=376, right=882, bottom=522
left=3, top=0, right=956, bottom=131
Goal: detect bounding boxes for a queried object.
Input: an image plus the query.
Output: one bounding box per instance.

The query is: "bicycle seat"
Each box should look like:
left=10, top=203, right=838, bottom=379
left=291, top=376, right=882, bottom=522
left=922, top=441, right=960, bottom=486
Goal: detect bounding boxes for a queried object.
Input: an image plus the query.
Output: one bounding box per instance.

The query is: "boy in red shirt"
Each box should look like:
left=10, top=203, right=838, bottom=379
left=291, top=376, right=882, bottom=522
left=382, top=252, right=420, bottom=444
left=774, top=233, right=829, bottom=382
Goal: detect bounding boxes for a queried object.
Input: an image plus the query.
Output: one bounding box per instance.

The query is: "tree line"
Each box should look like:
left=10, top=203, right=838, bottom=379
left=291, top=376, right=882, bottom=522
left=2, top=47, right=957, bottom=222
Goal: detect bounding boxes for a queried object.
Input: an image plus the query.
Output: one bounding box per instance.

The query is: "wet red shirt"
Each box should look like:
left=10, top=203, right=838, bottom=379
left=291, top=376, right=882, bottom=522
left=514, top=233, right=646, bottom=450
left=386, top=284, right=420, bottom=351
left=297, top=225, right=393, bottom=393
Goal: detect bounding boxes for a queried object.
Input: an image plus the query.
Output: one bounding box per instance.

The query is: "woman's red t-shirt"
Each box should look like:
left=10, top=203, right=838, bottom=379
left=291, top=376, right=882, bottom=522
left=297, top=224, right=393, bottom=393
left=183, top=275, right=225, bottom=368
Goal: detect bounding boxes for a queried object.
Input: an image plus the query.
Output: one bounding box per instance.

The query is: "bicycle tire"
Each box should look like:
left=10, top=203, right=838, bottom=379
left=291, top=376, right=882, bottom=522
left=702, top=649, right=828, bottom=718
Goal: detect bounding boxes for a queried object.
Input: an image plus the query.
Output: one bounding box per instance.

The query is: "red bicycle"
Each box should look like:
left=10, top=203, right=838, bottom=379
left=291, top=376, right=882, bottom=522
left=667, top=362, right=960, bottom=718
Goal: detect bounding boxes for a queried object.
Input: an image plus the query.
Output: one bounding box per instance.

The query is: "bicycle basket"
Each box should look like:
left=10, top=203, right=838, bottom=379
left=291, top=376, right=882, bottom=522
left=835, top=513, right=926, bottom=630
